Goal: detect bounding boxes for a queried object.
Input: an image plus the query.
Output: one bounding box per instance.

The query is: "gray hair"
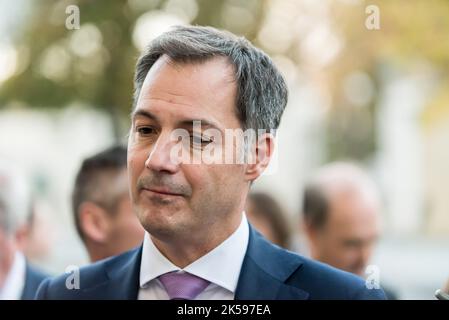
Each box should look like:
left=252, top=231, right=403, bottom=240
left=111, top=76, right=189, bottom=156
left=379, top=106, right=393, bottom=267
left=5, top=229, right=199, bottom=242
left=133, top=25, right=288, bottom=132
left=0, top=158, right=31, bottom=235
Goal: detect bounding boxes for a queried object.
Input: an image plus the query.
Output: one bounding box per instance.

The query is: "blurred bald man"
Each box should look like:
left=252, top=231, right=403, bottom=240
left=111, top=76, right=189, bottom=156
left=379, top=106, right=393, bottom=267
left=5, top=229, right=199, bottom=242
left=302, top=162, right=398, bottom=299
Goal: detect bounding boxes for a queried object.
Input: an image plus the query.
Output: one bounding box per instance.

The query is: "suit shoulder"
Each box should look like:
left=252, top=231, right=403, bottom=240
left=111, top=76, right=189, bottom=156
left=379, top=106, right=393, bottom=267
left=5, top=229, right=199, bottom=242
left=27, top=263, right=50, bottom=281
left=288, top=255, right=385, bottom=299
left=35, top=249, right=137, bottom=300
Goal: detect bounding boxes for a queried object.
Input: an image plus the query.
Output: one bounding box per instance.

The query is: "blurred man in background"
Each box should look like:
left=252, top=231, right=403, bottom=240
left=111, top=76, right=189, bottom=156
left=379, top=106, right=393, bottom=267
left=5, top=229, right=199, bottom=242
left=72, top=145, right=145, bottom=262
left=246, top=192, right=291, bottom=249
left=301, top=162, right=398, bottom=299
left=22, top=205, right=54, bottom=264
left=0, top=158, right=48, bottom=299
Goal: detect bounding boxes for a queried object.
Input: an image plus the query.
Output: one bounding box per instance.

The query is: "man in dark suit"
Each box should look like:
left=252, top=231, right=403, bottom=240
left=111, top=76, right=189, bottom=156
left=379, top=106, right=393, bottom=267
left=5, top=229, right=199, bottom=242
left=0, top=159, right=49, bottom=300
left=36, top=25, right=385, bottom=300
left=36, top=225, right=384, bottom=300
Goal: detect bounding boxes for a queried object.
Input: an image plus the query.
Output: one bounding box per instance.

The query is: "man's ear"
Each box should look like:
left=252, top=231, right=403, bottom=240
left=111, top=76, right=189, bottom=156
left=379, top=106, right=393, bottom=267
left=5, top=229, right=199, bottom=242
left=78, top=202, right=111, bottom=244
left=244, top=132, right=275, bottom=182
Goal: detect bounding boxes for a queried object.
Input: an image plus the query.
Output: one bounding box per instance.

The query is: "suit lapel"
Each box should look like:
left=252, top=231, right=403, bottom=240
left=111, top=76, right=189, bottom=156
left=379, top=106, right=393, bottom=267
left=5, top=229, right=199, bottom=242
left=85, top=246, right=142, bottom=300
left=80, top=227, right=309, bottom=300
left=235, top=225, right=309, bottom=300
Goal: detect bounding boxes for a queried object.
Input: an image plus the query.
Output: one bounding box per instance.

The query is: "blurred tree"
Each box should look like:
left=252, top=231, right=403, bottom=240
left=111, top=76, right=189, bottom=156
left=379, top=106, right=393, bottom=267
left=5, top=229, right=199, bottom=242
left=321, top=0, right=449, bottom=162
left=0, top=0, right=266, bottom=140
left=3, top=0, right=447, bottom=154
left=0, top=0, right=145, bottom=138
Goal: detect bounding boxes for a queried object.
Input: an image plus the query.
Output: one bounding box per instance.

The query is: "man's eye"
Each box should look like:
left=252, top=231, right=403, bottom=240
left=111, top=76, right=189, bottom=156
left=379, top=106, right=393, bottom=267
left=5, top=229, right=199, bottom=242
left=136, top=126, right=156, bottom=136
left=191, top=134, right=213, bottom=146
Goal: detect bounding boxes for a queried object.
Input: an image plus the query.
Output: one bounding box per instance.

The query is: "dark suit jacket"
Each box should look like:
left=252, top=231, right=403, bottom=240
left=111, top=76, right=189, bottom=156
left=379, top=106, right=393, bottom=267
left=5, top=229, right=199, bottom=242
left=36, top=224, right=386, bottom=300
left=21, top=263, right=49, bottom=300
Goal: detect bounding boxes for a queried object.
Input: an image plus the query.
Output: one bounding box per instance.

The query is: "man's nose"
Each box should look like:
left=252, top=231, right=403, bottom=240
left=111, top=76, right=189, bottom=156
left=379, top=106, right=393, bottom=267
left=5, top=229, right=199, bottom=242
left=145, top=133, right=180, bottom=174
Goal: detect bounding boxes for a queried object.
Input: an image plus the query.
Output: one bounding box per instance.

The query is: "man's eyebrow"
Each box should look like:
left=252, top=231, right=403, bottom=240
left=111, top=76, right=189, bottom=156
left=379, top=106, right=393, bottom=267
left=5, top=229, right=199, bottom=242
left=131, top=109, right=159, bottom=122
left=131, top=110, right=225, bottom=132
left=178, top=119, right=224, bottom=133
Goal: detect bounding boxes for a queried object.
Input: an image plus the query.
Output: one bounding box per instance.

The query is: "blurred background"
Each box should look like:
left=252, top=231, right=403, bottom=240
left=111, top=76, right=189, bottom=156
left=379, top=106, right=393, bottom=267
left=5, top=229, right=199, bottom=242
left=1, top=0, right=448, bottom=299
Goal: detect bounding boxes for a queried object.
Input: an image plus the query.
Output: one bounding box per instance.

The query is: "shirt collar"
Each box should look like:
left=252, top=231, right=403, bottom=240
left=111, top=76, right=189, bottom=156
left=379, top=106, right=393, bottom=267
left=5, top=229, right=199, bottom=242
left=139, top=213, right=249, bottom=293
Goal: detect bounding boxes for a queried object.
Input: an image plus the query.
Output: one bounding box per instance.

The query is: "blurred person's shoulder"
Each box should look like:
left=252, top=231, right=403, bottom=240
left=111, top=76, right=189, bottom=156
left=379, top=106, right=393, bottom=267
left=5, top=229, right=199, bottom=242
left=35, top=247, right=141, bottom=300
left=291, top=253, right=385, bottom=299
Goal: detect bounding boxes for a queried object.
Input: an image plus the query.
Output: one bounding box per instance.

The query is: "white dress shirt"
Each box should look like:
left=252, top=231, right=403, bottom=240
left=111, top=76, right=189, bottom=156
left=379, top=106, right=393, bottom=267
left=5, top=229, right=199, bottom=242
left=0, top=251, right=26, bottom=300
left=138, top=213, right=249, bottom=300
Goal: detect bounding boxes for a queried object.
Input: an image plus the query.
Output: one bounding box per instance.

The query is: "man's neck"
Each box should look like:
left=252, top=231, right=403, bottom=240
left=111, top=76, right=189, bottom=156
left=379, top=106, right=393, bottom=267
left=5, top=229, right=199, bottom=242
left=151, top=212, right=243, bottom=269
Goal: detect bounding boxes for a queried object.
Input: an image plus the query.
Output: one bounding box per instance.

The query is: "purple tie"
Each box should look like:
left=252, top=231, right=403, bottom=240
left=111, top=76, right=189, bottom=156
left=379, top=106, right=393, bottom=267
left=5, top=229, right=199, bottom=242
left=158, top=271, right=210, bottom=300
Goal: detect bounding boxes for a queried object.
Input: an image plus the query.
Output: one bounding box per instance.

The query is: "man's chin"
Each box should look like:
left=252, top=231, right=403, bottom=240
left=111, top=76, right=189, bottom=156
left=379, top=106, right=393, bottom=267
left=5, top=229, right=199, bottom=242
left=144, top=223, right=188, bottom=243
left=138, top=210, right=185, bottom=237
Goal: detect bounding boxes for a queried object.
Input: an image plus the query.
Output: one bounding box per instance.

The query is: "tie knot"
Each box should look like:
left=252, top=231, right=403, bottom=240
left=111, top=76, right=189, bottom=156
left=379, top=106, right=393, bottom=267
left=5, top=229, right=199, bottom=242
left=158, top=271, right=210, bottom=300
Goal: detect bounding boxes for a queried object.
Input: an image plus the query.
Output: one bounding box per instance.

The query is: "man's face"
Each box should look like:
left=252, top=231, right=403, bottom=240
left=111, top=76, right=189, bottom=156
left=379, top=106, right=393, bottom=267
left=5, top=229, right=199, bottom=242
left=127, top=56, right=249, bottom=242
left=312, top=191, right=381, bottom=276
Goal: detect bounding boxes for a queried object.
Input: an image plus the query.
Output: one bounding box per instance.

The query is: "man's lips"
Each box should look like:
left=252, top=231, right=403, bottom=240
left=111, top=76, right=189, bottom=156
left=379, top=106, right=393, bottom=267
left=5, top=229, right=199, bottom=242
left=142, top=187, right=183, bottom=197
